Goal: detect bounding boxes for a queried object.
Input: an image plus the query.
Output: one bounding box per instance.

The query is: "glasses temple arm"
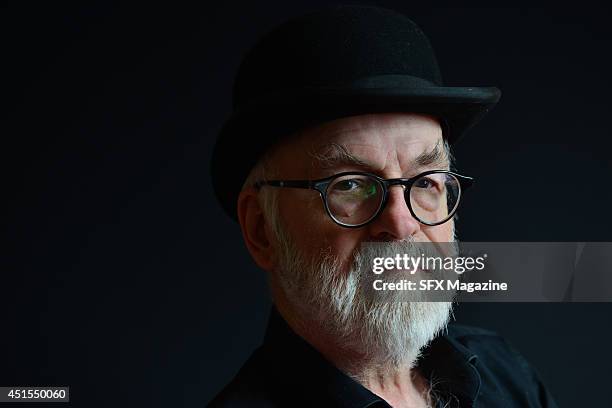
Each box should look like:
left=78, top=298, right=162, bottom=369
left=254, top=180, right=314, bottom=189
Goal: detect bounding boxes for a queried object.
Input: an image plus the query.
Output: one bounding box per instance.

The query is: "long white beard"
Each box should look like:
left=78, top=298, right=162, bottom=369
left=275, top=231, right=454, bottom=370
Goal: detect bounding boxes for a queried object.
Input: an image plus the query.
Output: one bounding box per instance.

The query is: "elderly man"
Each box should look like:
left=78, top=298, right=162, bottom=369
left=209, top=5, right=557, bottom=408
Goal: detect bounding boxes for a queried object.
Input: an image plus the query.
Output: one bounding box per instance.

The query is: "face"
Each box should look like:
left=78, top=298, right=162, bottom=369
left=257, top=113, right=455, bottom=367
left=270, top=112, right=454, bottom=269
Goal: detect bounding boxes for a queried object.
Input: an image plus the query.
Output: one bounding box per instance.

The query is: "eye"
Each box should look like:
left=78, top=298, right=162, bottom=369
left=414, top=177, right=436, bottom=189
left=333, top=179, right=364, bottom=191
left=329, top=176, right=379, bottom=199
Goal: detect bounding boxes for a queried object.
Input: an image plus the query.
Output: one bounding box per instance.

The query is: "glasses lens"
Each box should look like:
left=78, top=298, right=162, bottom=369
left=326, top=174, right=383, bottom=225
left=409, top=173, right=461, bottom=224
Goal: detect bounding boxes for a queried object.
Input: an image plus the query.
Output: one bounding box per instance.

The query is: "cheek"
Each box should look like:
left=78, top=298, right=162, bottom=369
left=316, top=227, right=373, bottom=279
left=278, top=192, right=366, bottom=264
left=277, top=191, right=328, bottom=249
left=423, top=221, right=455, bottom=242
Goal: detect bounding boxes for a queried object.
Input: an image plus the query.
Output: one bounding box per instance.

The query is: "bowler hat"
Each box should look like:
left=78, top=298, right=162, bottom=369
left=211, top=5, right=501, bottom=221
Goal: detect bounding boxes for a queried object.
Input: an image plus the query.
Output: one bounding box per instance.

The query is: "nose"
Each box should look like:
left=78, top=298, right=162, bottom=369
left=368, top=184, right=421, bottom=241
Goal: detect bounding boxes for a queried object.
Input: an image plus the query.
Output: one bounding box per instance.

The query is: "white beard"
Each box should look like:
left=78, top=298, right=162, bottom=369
left=275, top=232, right=454, bottom=370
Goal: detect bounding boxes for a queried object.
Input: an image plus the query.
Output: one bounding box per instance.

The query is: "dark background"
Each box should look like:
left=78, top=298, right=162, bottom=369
left=3, top=2, right=612, bottom=407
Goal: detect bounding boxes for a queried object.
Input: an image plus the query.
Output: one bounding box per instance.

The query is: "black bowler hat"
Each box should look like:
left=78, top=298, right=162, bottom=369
left=211, top=5, right=501, bottom=221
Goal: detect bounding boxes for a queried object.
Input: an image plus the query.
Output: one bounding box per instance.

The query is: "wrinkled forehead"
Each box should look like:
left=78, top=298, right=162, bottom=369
left=271, top=113, right=447, bottom=177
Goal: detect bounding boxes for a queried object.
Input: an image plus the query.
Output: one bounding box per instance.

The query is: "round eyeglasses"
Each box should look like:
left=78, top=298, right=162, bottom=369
left=254, top=170, right=474, bottom=228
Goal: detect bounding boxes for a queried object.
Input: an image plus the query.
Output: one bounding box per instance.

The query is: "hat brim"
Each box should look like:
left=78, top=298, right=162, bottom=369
left=211, top=85, right=501, bottom=221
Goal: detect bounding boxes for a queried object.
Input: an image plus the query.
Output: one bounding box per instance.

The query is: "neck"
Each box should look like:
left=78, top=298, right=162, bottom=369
left=356, top=365, right=432, bottom=408
left=272, top=290, right=432, bottom=407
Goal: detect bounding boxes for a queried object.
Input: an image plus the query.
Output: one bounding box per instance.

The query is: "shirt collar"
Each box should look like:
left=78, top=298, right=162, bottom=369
left=262, top=306, right=481, bottom=408
left=262, top=306, right=384, bottom=407
left=416, top=328, right=482, bottom=407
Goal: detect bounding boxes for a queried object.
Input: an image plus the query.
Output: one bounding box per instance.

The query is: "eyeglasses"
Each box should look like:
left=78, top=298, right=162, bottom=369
left=254, top=170, right=474, bottom=228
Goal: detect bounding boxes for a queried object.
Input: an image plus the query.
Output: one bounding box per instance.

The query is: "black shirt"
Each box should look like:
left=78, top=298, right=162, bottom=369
left=208, top=307, right=558, bottom=407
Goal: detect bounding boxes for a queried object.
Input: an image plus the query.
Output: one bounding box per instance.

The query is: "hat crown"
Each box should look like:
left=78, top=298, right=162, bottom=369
left=233, top=5, right=443, bottom=111
left=212, top=5, right=501, bottom=222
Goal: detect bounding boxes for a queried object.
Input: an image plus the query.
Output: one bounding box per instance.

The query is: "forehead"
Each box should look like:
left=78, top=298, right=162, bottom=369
left=272, top=113, right=445, bottom=176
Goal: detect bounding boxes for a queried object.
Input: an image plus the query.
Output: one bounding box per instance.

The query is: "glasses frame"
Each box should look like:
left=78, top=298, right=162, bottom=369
left=254, top=170, right=474, bottom=228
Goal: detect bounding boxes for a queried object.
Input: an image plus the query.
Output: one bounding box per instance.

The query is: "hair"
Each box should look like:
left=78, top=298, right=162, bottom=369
left=241, top=150, right=284, bottom=242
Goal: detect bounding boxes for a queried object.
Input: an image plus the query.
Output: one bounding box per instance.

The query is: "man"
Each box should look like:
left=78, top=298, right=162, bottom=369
left=209, top=5, right=557, bottom=407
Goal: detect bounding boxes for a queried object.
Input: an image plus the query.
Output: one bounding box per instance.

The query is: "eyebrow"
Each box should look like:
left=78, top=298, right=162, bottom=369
left=415, top=140, right=450, bottom=169
left=310, top=140, right=450, bottom=172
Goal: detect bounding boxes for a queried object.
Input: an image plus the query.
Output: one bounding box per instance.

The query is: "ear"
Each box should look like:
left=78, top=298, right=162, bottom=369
left=237, top=187, right=276, bottom=272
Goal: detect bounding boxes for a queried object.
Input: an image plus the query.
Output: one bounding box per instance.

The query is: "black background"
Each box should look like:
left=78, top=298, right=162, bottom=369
left=3, top=2, right=612, bottom=407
